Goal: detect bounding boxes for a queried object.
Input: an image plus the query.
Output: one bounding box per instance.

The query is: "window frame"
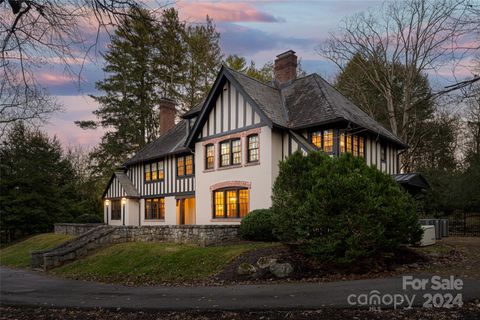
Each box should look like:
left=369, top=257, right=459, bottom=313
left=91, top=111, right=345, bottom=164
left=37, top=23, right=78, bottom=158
left=219, top=138, right=242, bottom=167
left=212, top=187, right=249, bottom=219
left=247, top=134, right=260, bottom=163
left=205, top=144, right=215, bottom=170
left=144, top=197, right=165, bottom=220
left=144, top=160, right=165, bottom=182
left=111, top=199, right=121, bottom=220
left=176, top=154, right=194, bottom=177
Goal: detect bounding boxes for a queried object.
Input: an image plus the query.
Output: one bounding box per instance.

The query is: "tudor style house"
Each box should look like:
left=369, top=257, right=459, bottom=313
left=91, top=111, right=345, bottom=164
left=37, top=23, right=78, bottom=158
left=103, top=50, right=406, bottom=226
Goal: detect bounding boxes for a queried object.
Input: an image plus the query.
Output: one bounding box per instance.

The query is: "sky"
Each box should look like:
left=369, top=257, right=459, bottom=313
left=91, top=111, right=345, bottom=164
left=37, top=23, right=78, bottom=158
left=40, top=0, right=478, bottom=148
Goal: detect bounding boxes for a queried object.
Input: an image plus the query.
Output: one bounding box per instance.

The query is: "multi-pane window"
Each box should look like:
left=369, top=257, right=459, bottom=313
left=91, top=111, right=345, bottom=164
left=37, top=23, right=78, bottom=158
left=177, top=155, right=194, bottom=177
left=111, top=199, right=121, bottom=220
left=340, top=132, right=365, bottom=158
left=220, top=139, right=241, bottom=167
left=145, top=161, right=164, bottom=182
left=247, top=135, right=259, bottom=162
left=340, top=130, right=346, bottom=153
left=310, top=130, right=333, bottom=153
left=311, top=131, right=322, bottom=148
left=205, top=144, right=214, bottom=169
left=145, top=198, right=165, bottom=220
left=213, top=188, right=249, bottom=218
left=323, top=129, right=333, bottom=153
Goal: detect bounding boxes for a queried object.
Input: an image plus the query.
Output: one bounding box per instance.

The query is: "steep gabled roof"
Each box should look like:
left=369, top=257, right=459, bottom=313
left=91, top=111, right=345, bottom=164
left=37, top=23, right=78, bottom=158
left=124, top=120, right=190, bottom=166
left=102, top=171, right=140, bottom=198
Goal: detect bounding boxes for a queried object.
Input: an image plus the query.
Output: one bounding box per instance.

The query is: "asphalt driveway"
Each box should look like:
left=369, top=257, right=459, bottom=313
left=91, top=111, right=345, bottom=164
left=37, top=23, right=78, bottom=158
left=1, top=267, right=479, bottom=310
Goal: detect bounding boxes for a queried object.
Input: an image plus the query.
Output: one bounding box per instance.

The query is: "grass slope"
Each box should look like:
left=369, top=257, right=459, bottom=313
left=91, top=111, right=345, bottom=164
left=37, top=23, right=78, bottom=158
left=53, top=242, right=274, bottom=285
left=0, top=233, right=73, bottom=267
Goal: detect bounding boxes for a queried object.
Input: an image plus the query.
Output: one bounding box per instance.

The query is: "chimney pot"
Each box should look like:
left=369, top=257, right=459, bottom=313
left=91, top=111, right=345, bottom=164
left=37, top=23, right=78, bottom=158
left=274, top=50, right=297, bottom=84
left=159, top=98, right=176, bottom=135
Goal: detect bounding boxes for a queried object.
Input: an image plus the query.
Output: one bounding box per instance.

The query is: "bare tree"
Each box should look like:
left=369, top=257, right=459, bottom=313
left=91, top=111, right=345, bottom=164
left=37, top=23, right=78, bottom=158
left=0, top=0, right=146, bottom=135
left=318, top=0, right=479, bottom=170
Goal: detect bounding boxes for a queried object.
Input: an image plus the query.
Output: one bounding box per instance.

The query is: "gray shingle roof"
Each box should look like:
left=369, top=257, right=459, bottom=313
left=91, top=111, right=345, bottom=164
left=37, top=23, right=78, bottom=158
left=226, top=67, right=288, bottom=127
left=115, top=172, right=140, bottom=197
left=181, top=100, right=204, bottom=118
left=124, top=120, right=189, bottom=165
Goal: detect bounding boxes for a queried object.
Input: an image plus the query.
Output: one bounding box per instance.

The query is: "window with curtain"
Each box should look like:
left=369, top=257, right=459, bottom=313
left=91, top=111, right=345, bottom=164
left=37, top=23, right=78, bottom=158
left=145, top=198, right=165, bottom=220
left=213, top=188, right=249, bottom=218
left=205, top=144, right=214, bottom=169
left=247, top=134, right=259, bottom=162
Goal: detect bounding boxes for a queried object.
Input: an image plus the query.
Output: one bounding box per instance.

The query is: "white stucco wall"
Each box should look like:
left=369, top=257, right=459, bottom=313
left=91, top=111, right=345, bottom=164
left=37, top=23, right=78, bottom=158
left=194, top=125, right=274, bottom=225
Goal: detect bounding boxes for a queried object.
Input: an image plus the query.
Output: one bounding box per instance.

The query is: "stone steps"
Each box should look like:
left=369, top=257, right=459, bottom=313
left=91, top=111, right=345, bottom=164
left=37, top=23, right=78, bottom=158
left=31, top=226, right=116, bottom=270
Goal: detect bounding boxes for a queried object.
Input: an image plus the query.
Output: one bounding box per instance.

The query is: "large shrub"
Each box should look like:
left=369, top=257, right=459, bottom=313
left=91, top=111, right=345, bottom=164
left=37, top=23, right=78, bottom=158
left=240, top=209, right=277, bottom=241
left=271, top=151, right=422, bottom=264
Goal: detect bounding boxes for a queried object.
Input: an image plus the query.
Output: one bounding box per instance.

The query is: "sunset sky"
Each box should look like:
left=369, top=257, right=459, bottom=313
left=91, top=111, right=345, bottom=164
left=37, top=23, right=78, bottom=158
left=40, top=0, right=477, bottom=148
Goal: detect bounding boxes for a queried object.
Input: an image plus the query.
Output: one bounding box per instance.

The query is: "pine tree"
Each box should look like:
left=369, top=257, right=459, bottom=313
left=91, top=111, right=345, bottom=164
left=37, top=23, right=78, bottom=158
left=76, top=8, right=161, bottom=177
left=183, top=16, right=222, bottom=110
left=0, top=124, right=79, bottom=241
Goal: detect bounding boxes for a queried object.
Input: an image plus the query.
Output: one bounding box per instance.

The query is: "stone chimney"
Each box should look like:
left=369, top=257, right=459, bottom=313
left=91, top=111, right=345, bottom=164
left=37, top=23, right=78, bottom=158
left=274, top=50, right=297, bottom=84
left=159, top=98, right=176, bottom=135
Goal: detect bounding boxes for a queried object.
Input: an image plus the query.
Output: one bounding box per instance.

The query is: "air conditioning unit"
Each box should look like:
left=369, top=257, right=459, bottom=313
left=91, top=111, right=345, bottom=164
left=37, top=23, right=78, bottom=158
left=419, top=225, right=436, bottom=246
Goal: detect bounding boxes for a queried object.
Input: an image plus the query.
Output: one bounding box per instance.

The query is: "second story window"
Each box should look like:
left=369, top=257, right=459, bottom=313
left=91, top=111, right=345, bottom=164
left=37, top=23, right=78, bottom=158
left=205, top=144, right=214, bottom=169
left=177, top=155, right=194, bottom=177
left=220, top=138, right=241, bottom=167
left=145, top=161, right=164, bottom=182
left=311, top=131, right=321, bottom=148
left=247, top=135, right=259, bottom=162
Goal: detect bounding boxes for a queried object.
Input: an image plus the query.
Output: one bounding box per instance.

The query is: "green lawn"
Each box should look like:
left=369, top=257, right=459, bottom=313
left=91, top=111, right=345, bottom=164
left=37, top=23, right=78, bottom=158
left=52, top=242, right=274, bottom=284
left=0, top=233, right=74, bottom=267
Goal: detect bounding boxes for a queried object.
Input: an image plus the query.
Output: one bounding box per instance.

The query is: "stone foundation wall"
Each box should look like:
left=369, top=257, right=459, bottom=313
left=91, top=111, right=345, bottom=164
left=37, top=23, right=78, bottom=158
left=112, top=225, right=240, bottom=247
left=32, top=225, right=240, bottom=270
left=54, top=223, right=103, bottom=236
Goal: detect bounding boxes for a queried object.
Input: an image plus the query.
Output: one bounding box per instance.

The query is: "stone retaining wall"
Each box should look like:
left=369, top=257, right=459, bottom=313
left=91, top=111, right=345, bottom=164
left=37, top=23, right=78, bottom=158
left=54, top=223, right=104, bottom=236
left=32, top=225, right=240, bottom=270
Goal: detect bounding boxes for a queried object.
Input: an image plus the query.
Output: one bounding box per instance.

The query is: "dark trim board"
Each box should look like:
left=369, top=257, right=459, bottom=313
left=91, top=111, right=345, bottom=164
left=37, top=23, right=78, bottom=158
left=196, top=123, right=265, bottom=142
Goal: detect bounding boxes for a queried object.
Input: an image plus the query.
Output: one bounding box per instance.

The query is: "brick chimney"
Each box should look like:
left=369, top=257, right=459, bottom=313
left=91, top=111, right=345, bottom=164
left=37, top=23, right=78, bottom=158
left=159, top=98, right=176, bottom=135
left=274, top=50, right=297, bottom=84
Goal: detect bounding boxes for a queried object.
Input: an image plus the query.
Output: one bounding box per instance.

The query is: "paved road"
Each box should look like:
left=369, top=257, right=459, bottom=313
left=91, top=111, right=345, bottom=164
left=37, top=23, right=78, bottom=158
left=1, top=267, right=479, bottom=310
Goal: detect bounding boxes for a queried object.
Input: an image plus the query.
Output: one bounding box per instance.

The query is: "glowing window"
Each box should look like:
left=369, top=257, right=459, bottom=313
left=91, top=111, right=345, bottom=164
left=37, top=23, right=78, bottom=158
left=323, top=129, right=333, bottom=153
left=311, top=131, right=322, bottom=148
left=213, top=188, right=249, bottom=219
left=145, top=198, right=165, bottom=220
left=205, top=144, right=214, bottom=169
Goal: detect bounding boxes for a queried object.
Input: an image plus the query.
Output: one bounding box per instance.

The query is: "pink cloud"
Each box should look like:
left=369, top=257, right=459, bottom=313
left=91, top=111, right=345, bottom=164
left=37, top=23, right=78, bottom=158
left=177, top=1, right=284, bottom=22
left=37, top=72, right=76, bottom=85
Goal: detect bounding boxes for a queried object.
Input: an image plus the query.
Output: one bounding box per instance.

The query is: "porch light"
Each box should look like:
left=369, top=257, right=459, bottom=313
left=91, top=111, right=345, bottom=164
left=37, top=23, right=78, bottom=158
left=121, top=197, right=127, bottom=205
left=105, top=200, right=110, bottom=206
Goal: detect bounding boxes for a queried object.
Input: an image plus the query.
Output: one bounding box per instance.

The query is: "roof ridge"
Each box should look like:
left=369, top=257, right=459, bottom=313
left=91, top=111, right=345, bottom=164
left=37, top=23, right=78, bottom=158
left=223, top=65, right=279, bottom=90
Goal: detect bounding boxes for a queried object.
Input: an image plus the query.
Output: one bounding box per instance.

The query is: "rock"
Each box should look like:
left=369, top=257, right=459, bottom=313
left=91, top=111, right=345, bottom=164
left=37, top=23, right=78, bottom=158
left=269, top=262, right=293, bottom=278
left=407, top=263, right=419, bottom=269
left=237, top=263, right=257, bottom=275
left=256, top=257, right=277, bottom=269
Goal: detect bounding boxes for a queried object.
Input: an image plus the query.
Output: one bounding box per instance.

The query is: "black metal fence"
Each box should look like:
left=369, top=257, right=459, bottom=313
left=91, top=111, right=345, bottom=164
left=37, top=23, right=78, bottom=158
left=448, top=212, right=480, bottom=236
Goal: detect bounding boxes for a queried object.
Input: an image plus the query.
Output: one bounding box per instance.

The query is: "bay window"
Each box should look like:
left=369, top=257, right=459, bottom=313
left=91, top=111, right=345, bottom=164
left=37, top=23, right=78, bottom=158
left=213, top=188, right=249, bottom=218
left=310, top=129, right=333, bottom=153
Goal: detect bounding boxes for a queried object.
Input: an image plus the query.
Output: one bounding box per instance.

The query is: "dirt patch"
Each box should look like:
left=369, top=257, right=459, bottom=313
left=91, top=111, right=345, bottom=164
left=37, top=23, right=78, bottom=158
left=1, top=305, right=480, bottom=320
left=211, top=243, right=451, bottom=285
